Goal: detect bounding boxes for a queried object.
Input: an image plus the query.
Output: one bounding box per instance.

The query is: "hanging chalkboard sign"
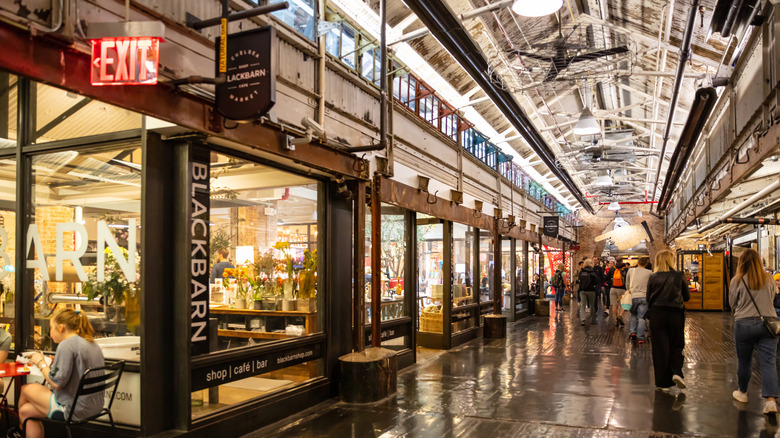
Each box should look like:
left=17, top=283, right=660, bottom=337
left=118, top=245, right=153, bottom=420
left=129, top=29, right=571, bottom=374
left=215, top=26, right=276, bottom=120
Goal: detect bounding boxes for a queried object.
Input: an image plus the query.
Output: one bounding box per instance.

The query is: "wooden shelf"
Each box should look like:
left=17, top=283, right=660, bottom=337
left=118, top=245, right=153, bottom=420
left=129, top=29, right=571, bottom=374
left=210, top=308, right=316, bottom=317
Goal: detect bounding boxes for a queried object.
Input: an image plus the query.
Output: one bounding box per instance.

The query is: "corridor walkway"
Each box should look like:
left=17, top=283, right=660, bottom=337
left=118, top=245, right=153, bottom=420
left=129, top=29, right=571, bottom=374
left=249, top=305, right=778, bottom=437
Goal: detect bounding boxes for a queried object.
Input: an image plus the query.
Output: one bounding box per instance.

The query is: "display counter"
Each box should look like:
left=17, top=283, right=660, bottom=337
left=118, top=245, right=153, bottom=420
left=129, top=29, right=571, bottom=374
left=210, top=307, right=318, bottom=343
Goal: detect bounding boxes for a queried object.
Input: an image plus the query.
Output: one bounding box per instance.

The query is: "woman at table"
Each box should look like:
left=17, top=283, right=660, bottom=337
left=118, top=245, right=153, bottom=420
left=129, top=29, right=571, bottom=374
left=14, top=309, right=104, bottom=438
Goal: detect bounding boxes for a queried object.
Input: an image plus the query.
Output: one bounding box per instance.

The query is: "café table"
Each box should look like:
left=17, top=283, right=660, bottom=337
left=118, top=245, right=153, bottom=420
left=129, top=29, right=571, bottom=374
left=0, top=362, right=31, bottom=427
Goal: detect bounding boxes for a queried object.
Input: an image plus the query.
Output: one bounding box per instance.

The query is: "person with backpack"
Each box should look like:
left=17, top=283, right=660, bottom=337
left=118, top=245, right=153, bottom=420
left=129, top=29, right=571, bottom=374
left=626, top=257, right=652, bottom=343
left=610, top=262, right=628, bottom=327
left=551, top=263, right=566, bottom=311
left=578, top=259, right=599, bottom=325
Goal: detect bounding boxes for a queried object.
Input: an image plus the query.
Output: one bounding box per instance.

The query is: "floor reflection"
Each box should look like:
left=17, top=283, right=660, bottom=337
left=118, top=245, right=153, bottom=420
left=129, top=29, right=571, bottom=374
left=248, top=304, right=780, bottom=437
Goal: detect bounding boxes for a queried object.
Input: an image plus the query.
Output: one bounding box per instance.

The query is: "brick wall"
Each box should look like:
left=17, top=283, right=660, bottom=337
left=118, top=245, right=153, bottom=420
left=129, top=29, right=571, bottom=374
left=574, top=204, right=668, bottom=261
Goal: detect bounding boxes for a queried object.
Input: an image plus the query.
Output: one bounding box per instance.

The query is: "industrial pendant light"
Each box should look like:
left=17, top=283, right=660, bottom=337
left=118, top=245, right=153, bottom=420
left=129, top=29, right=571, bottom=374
left=511, top=0, right=563, bottom=17
left=573, top=108, right=600, bottom=136
left=608, top=201, right=621, bottom=211
left=595, top=174, right=613, bottom=186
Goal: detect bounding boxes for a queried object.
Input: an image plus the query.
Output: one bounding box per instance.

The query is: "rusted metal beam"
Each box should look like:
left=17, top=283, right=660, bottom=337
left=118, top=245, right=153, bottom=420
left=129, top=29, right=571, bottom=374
left=0, top=23, right=366, bottom=180
left=667, top=121, right=780, bottom=242
left=353, top=180, right=366, bottom=352
left=371, top=174, right=382, bottom=348
left=378, top=177, right=495, bottom=230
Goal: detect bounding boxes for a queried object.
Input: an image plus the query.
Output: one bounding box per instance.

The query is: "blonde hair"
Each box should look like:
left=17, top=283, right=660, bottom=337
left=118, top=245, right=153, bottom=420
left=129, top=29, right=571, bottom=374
left=52, top=308, right=96, bottom=342
left=556, top=263, right=564, bottom=271
left=654, top=250, right=676, bottom=273
left=737, top=248, right=770, bottom=290
left=583, top=259, right=593, bottom=268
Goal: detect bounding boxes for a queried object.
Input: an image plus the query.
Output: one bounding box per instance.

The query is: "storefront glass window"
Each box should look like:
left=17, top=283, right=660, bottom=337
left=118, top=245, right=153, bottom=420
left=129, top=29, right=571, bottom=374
left=193, top=152, right=323, bottom=418
left=34, top=83, right=142, bottom=144
left=515, top=242, right=527, bottom=313
left=366, top=204, right=406, bottom=325
left=0, top=72, right=16, bottom=149
left=501, top=239, right=511, bottom=314
left=29, top=144, right=143, bottom=354
left=478, top=231, right=494, bottom=315
left=0, top=158, right=15, bottom=343
left=270, top=0, right=315, bottom=40
left=451, top=223, right=474, bottom=333
left=417, top=217, right=443, bottom=334
left=206, top=152, right=321, bottom=353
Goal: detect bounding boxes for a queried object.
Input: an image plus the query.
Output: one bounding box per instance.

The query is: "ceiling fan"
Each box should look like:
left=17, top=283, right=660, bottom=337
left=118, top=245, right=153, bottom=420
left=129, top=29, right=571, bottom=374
left=511, top=23, right=631, bottom=82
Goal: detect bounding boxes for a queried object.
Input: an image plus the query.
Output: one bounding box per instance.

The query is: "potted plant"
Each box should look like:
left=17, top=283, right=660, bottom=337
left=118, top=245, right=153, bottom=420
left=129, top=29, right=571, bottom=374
left=83, top=247, right=138, bottom=322
left=297, top=249, right=317, bottom=313
left=273, top=241, right=297, bottom=311
left=223, top=266, right=250, bottom=309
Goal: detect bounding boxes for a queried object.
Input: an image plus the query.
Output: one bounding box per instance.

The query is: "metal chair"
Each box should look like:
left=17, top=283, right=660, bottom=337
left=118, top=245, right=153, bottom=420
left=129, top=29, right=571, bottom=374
left=22, top=360, right=125, bottom=438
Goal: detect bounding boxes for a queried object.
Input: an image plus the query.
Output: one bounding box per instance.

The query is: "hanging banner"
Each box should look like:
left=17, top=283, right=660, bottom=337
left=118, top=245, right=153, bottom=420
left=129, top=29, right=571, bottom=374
left=543, top=216, right=559, bottom=238
left=190, top=146, right=211, bottom=356
left=215, top=26, right=276, bottom=120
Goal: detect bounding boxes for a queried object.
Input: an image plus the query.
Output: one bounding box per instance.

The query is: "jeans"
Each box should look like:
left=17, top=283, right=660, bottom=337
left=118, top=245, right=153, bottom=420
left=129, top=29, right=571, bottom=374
left=580, top=291, right=596, bottom=323
left=629, top=298, right=648, bottom=339
left=554, top=286, right=564, bottom=307
left=735, top=317, right=779, bottom=398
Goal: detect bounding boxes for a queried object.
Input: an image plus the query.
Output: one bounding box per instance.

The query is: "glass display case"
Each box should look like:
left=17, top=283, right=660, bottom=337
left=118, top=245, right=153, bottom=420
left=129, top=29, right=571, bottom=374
left=479, top=231, right=494, bottom=317
left=515, top=240, right=529, bottom=316
left=417, top=218, right=444, bottom=336
left=451, top=223, right=476, bottom=334
left=677, top=250, right=725, bottom=310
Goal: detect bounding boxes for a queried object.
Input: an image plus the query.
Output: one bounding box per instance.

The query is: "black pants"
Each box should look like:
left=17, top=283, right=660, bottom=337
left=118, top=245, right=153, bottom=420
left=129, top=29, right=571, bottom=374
left=649, top=307, right=686, bottom=388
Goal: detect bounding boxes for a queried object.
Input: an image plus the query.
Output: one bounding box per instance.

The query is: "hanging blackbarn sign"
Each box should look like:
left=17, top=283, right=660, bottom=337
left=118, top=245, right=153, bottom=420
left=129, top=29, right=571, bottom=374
left=543, top=216, right=559, bottom=238
left=215, top=26, right=276, bottom=120
left=191, top=146, right=211, bottom=356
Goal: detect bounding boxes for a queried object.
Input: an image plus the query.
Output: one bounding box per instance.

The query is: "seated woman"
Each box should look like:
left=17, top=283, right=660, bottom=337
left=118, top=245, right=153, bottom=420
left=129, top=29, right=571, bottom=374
left=15, top=309, right=105, bottom=438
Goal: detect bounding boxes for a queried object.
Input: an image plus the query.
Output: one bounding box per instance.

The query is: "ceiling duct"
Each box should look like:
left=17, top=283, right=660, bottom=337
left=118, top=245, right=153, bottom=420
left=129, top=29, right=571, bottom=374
left=657, top=87, right=718, bottom=213
left=400, top=0, right=595, bottom=214
left=710, top=0, right=761, bottom=38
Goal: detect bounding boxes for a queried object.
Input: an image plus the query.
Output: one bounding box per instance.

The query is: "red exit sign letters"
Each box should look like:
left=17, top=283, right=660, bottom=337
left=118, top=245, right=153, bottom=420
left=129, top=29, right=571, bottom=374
left=91, top=37, right=160, bottom=86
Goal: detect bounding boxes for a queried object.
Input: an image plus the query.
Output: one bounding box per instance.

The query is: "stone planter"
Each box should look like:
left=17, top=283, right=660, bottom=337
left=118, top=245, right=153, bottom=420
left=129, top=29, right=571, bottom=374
left=282, top=298, right=297, bottom=311
left=298, top=297, right=316, bottom=313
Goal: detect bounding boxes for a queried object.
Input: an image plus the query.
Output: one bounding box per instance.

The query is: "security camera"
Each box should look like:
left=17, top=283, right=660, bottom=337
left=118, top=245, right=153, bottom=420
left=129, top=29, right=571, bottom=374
left=301, top=117, right=326, bottom=139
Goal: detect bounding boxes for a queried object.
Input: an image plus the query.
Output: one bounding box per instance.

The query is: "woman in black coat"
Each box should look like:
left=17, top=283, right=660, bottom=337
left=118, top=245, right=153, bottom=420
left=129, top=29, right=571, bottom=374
left=646, top=249, right=690, bottom=391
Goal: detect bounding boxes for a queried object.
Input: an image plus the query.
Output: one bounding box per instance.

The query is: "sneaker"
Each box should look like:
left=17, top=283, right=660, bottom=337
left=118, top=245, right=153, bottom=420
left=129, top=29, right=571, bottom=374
left=656, top=386, right=673, bottom=393
left=615, top=320, right=621, bottom=327
left=604, top=310, right=610, bottom=316
left=672, top=392, right=687, bottom=410
left=733, top=390, right=748, bottom=403
left=673, top=375, right=686, bottom=389
left=580, top=320, right=586, bottom=326
left=638, top=338, right=645, bottom=344
left=618, top=317, right=625, bottom=326
left=629, top=333, right=637, bottom=340
left=765, top=399, right=778, bottom=415
left=6, top=426, right=23, bottom=438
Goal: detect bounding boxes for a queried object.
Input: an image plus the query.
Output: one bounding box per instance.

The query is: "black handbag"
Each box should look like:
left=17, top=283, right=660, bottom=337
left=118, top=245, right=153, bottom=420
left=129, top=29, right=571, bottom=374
left=741, top=278, right=780, bottom=337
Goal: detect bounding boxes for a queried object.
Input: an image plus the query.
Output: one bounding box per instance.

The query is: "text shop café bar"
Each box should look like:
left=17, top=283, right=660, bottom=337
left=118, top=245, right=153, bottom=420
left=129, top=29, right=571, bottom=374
left=0, top=0, right=776, bottom=435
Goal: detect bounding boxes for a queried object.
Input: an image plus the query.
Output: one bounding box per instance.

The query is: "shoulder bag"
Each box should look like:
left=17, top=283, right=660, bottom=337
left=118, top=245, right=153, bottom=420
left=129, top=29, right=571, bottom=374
left=741, top=278, right=780, bottom=337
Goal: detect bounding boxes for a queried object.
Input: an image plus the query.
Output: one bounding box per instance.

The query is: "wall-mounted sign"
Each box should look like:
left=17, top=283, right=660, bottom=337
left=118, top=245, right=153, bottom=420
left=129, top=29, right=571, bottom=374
left=215, top=26, right=276, bottom=120
left=191, top=343, right=321, bottom=391
left=90, top=37, right=161, bottom=85
left=543, top=216, right=559, bottom=238
left=190, top=146, right=211, bottom=356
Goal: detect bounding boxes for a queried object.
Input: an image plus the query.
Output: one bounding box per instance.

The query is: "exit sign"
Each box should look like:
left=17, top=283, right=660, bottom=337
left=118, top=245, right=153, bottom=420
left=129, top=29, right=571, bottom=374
left=90, top=36, right=161, bottom=86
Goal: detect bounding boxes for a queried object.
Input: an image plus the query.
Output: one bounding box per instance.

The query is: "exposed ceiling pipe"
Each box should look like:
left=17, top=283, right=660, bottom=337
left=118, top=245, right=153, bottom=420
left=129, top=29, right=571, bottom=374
left=389, top=0, right=513, bottom=45
left=400, top=0, right=595, bottom=213
left=698, top=178, right=780, bottom=233
left=657, top=87, right=718, bottom=212
left=651, top=0, right=700, bottom=212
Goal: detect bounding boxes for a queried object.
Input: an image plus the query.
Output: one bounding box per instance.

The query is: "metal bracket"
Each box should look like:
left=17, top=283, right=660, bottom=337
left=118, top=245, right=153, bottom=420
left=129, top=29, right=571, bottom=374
left=426, top=190, right=438, bottom=204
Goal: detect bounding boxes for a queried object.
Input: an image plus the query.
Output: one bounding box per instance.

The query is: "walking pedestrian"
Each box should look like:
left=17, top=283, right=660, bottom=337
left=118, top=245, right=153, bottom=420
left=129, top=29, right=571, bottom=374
left=610, top=262, right=628, bottom=327
left=551, top=263, right=566, bottom=311
left=729, top=249, right=779, bottom=417
left=626, top=256, right=651, bottom=343
left=578, top=259, right=599, bottom=325
left=647, top=249, right=690, bottom=392
left=604, top=258, right=616, bottom=316
left=592, top=257, right=605, bottom=317
left=573, top=260, right=584, bottom=303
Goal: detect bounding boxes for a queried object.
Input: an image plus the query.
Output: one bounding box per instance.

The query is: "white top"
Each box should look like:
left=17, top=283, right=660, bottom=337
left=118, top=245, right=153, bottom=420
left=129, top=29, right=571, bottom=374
left=626, top=267, right=652, bottom=300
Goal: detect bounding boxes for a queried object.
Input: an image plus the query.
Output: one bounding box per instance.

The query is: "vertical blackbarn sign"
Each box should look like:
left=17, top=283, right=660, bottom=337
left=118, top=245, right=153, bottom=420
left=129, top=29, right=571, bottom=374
left=543, top=216, right=559, bottom=238
left=215, top=26, right=276, bottom=120
left=191, top=146, right=210, bottom=356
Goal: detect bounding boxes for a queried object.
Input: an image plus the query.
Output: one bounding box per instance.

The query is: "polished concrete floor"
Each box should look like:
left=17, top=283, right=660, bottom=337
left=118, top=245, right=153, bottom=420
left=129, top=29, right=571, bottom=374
left=248, top=303, right=780, bottom=437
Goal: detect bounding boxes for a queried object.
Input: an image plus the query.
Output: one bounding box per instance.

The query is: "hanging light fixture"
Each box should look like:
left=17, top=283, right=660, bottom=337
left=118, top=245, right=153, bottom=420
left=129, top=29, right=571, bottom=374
left=608, top=202, right=621, bottom=210
left=511, top=0, right=563, bottom=17
left=595, top=174, right=613, bottom=186
left=573, top=108, right=600, bottom=136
